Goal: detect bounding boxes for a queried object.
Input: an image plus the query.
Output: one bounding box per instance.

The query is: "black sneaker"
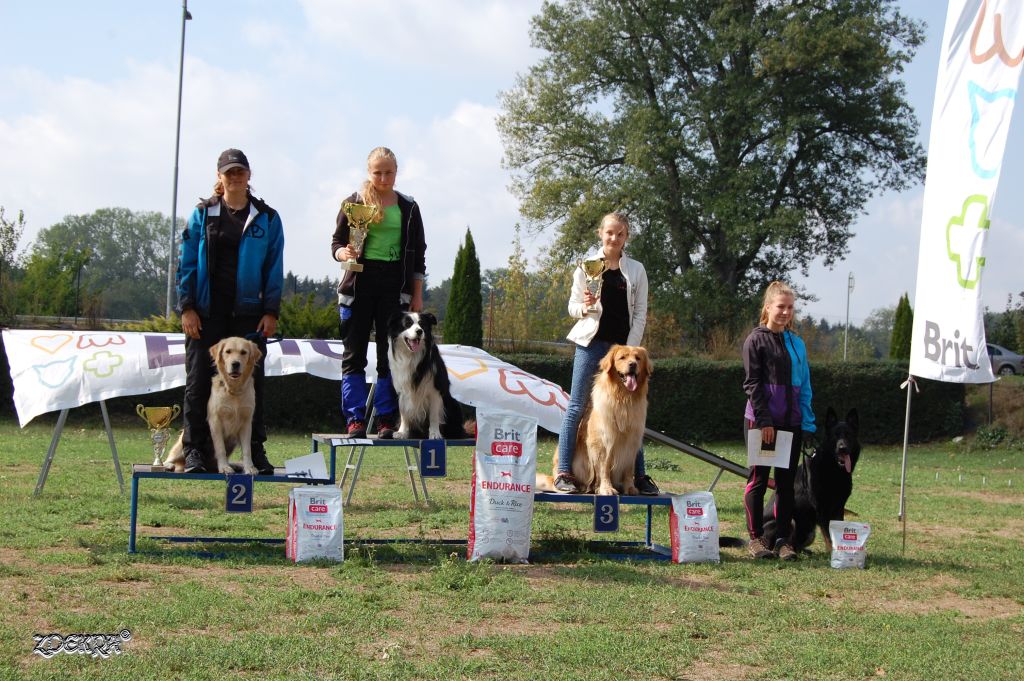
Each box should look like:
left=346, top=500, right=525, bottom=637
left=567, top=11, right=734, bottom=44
left=634, top=474, right=661, bottom=496
left=183, top=448, right=214, bottom=473
left=375, top=413, right=398, bottom=440
left=346, top=420, right=367, bottom=438
left=553, top=473, right=578, bottom=494
left=250, top=446, right=275, bottom=476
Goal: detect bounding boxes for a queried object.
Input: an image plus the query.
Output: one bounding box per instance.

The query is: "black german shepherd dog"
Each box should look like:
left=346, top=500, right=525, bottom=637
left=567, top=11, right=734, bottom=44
left=764, top=408, right=860, bottom=552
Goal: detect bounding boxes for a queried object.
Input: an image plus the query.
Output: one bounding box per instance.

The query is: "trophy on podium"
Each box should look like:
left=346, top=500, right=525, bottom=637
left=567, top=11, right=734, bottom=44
left=136, top=405, right=181, bottom=467
left=580, top=257, right=607, bottom=310
left=339, top=202, right=380, bottom=272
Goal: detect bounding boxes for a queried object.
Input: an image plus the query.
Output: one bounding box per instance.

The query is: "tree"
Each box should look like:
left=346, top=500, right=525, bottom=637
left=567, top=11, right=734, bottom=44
left=444, top=228, right=484, bottom=347
left=498, top=0, right=925, bottom=336
left=26, top=208, right=173, bottom=319
left=890, top=293, right=913, bottom=360
left=0, top=206, right=26, bottom=321
left=863, top=305, right=896, bottom=358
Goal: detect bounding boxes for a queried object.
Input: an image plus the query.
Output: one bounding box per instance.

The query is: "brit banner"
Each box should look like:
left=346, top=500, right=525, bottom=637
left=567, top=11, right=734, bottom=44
left=910, top=0, right=1024, bottom=382
left=1, top=330, right=569, bottom=431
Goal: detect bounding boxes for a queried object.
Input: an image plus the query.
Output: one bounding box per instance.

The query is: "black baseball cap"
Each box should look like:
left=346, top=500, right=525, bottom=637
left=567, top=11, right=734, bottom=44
left=217, top=148, right=250, bottom=173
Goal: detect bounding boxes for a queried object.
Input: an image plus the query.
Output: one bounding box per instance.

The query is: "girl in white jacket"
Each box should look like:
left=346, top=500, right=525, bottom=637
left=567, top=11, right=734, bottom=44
left=555, top=212, right=659, bottom=495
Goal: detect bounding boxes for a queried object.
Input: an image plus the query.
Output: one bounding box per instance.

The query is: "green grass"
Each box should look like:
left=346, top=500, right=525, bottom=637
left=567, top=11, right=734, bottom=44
left=0, top=416, right=1021, bottom=680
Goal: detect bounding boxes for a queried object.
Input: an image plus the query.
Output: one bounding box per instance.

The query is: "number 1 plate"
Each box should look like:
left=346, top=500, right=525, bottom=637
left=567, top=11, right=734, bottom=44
left=419, top=439, right=447, bottom=477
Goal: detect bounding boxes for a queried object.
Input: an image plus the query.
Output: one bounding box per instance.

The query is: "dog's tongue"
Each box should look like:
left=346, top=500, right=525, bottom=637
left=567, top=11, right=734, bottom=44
left=407, top=338, right=422, bottom=352
left=839, top=452, right=852, bottom=474
left=624, top=374, right=638, bottom=392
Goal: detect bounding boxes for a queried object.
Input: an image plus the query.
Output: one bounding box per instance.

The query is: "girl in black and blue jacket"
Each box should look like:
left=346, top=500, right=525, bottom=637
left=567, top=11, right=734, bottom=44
left=741, top=281, right=815, bottom=561
left=176, top=148, right=284, bottom=474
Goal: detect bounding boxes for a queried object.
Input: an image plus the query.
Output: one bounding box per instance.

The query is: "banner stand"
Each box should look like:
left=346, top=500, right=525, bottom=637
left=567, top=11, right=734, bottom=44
left=34, top=400, right=124, bottom=496
left=897, top=376, right=919, bottom=555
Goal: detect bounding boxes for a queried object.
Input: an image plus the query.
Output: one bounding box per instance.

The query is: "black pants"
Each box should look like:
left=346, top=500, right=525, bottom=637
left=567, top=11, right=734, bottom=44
left=341, top=261, right=403, bottom=377
left=742, top=420, right=802, bottom=543
left=182, top=313, right=267, bottom=456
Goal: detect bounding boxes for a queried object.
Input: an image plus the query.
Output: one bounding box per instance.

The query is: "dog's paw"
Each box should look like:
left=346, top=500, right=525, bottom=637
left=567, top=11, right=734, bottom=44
left=217, top=462, right=234, bottom=475
left=242, top=465, right=259, bottom=476
left=624, top=485, right=639, bottom=496
left=597, top=484, right=617, bottom=496
left=393, top=431, right=408, bottom=440
left=429, top=429, right=443, bottom=440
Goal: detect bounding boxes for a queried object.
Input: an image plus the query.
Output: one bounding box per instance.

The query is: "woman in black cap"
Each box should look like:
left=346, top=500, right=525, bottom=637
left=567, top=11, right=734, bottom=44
left=175, top=148, right=285, bottom=473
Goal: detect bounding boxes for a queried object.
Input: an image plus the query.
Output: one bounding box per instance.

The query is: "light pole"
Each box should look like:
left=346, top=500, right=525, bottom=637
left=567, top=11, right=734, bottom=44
left=166, top=0, right=192, bottom=317
left=844, top=272, right=855, bottom=361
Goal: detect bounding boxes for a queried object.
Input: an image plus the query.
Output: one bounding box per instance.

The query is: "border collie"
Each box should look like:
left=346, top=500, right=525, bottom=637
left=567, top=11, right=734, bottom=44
left=386, top=311, right=467, bottom=439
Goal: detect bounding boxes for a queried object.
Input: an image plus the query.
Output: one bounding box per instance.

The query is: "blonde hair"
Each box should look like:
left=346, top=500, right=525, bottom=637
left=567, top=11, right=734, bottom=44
left=599, top=211, right=630, bottom=234
left=759, top=280, right=797, bottom=329
left=360, top=146, right=398, bottom=224
left=212, top=180, right=253, bottom=197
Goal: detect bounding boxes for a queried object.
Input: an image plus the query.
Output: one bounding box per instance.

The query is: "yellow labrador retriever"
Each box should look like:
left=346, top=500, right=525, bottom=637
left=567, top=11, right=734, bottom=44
left=164, top=336, right=262, bottom=475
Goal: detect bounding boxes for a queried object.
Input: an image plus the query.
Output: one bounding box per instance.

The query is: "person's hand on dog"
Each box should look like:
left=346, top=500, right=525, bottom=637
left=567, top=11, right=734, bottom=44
left=181, top=309, right=202, bottom=339
left=257, top=314, right=277, bottom=338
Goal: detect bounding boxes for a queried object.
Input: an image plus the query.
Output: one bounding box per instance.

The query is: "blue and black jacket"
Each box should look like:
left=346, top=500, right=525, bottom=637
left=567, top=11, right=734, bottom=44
left=742, top=326, right=815, bottom=432
left=175, top=194, right=285, bottom=318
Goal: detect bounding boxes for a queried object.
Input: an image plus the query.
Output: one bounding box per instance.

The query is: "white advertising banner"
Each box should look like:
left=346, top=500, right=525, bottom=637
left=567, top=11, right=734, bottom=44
left=1, top=330, right=569, bottom=431
left=909, top=0, right=1024, bottom=382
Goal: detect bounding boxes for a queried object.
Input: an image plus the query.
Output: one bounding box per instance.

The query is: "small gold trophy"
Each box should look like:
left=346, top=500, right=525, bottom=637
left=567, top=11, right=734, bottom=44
left=581, top=258, right=607, bottom=310
left=136, top=405, right=181, bottom=467
left=339, top=202, right=380, bottom=272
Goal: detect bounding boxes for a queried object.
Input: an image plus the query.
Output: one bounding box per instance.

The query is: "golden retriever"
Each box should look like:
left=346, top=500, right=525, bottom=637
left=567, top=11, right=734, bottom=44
left=164, top=337, right=262, bottom=475
left=538, top=345, right=652, bottom=495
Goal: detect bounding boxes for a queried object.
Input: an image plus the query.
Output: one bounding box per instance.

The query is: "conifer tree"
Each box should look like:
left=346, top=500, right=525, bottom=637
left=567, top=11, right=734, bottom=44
left=445, top=228, right=483, bottom=347
left=890, top=293, right=913, bottom=360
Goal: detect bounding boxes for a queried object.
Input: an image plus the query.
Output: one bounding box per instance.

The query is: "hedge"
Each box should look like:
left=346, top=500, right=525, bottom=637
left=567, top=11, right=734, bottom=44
left=1, top=338, right=962, bottom=444
left=500, top=354, right=964, bottom=445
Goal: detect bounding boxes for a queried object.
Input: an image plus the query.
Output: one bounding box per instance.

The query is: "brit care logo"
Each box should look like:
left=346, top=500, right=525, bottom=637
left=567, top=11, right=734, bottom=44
left=686, top=500, right=704, bottom=516
left=308, top=497, right=328, bottom=513
left=843, top=527, right=858, bottom=541
left=921, top=320, right=982, bottom=370
left=489, top=427, right=523, bottom=458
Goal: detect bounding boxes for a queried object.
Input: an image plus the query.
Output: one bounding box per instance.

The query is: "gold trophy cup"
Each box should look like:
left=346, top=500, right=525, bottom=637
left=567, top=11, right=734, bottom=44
left=136, top=405, right=181, bottom=467
left=581, top=258, right=607, bottom=310
left=339, top=202, right=380, bottom=272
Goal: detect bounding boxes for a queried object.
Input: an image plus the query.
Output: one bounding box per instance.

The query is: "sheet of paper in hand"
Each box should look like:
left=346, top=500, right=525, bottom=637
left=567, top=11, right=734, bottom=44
left=746, top=428, right=793, bottom=469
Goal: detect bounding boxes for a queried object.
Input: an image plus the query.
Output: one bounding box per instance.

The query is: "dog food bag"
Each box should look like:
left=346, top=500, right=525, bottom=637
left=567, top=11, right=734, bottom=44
left=829, top=520, right=871, bottom=569
left=468, top=410, right=538, bottom=563
left=288, top=486, right=343, bottom=562
left=668, top=491, right=720, bottom=564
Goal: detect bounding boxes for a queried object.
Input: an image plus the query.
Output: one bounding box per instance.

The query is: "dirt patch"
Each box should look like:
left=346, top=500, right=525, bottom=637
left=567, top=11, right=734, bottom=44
left=944, top=489, right=1023, bottom=505
left=876, top=593, right=1022, bottom=620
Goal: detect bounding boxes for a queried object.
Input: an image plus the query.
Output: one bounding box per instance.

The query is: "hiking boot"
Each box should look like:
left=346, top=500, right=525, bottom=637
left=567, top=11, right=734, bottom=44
left=634, top=474, right=661, bottom=496
left=250, top=445, right=275, bottom=476
left=183, top=448, right=215, bottom=474
left=776, top=541, right=798, bottom=562
left=748, top=536, right=774, bottom=559
left=553, top=473, right=578, bottom=494
left=375, top=413, right=398, bottom=440
left=346, top=420, right=367, bottom=438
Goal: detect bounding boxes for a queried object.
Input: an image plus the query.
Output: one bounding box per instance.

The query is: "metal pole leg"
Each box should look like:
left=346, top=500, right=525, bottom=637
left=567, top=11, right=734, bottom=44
left=128, top=476, right=140, bottom=553
left=100, top=400, right=126, bottom=495
left=34, top=409, right=70, bottom=496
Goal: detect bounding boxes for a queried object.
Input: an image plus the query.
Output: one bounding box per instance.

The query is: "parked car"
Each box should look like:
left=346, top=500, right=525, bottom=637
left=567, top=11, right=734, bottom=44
left=987, top=343, right=1024, bottom=376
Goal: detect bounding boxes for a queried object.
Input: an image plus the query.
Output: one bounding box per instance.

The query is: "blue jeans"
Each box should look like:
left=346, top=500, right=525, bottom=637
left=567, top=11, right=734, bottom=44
left=556, top=340, right=646, bottom=477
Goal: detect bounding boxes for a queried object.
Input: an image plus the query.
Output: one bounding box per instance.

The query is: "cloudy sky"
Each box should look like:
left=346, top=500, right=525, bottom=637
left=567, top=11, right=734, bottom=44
left=2, top=0, right=1022, bottom=327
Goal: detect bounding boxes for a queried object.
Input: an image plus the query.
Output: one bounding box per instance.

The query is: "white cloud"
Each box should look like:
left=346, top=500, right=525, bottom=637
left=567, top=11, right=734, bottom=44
left=298, top=0, right=541, bottom=75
